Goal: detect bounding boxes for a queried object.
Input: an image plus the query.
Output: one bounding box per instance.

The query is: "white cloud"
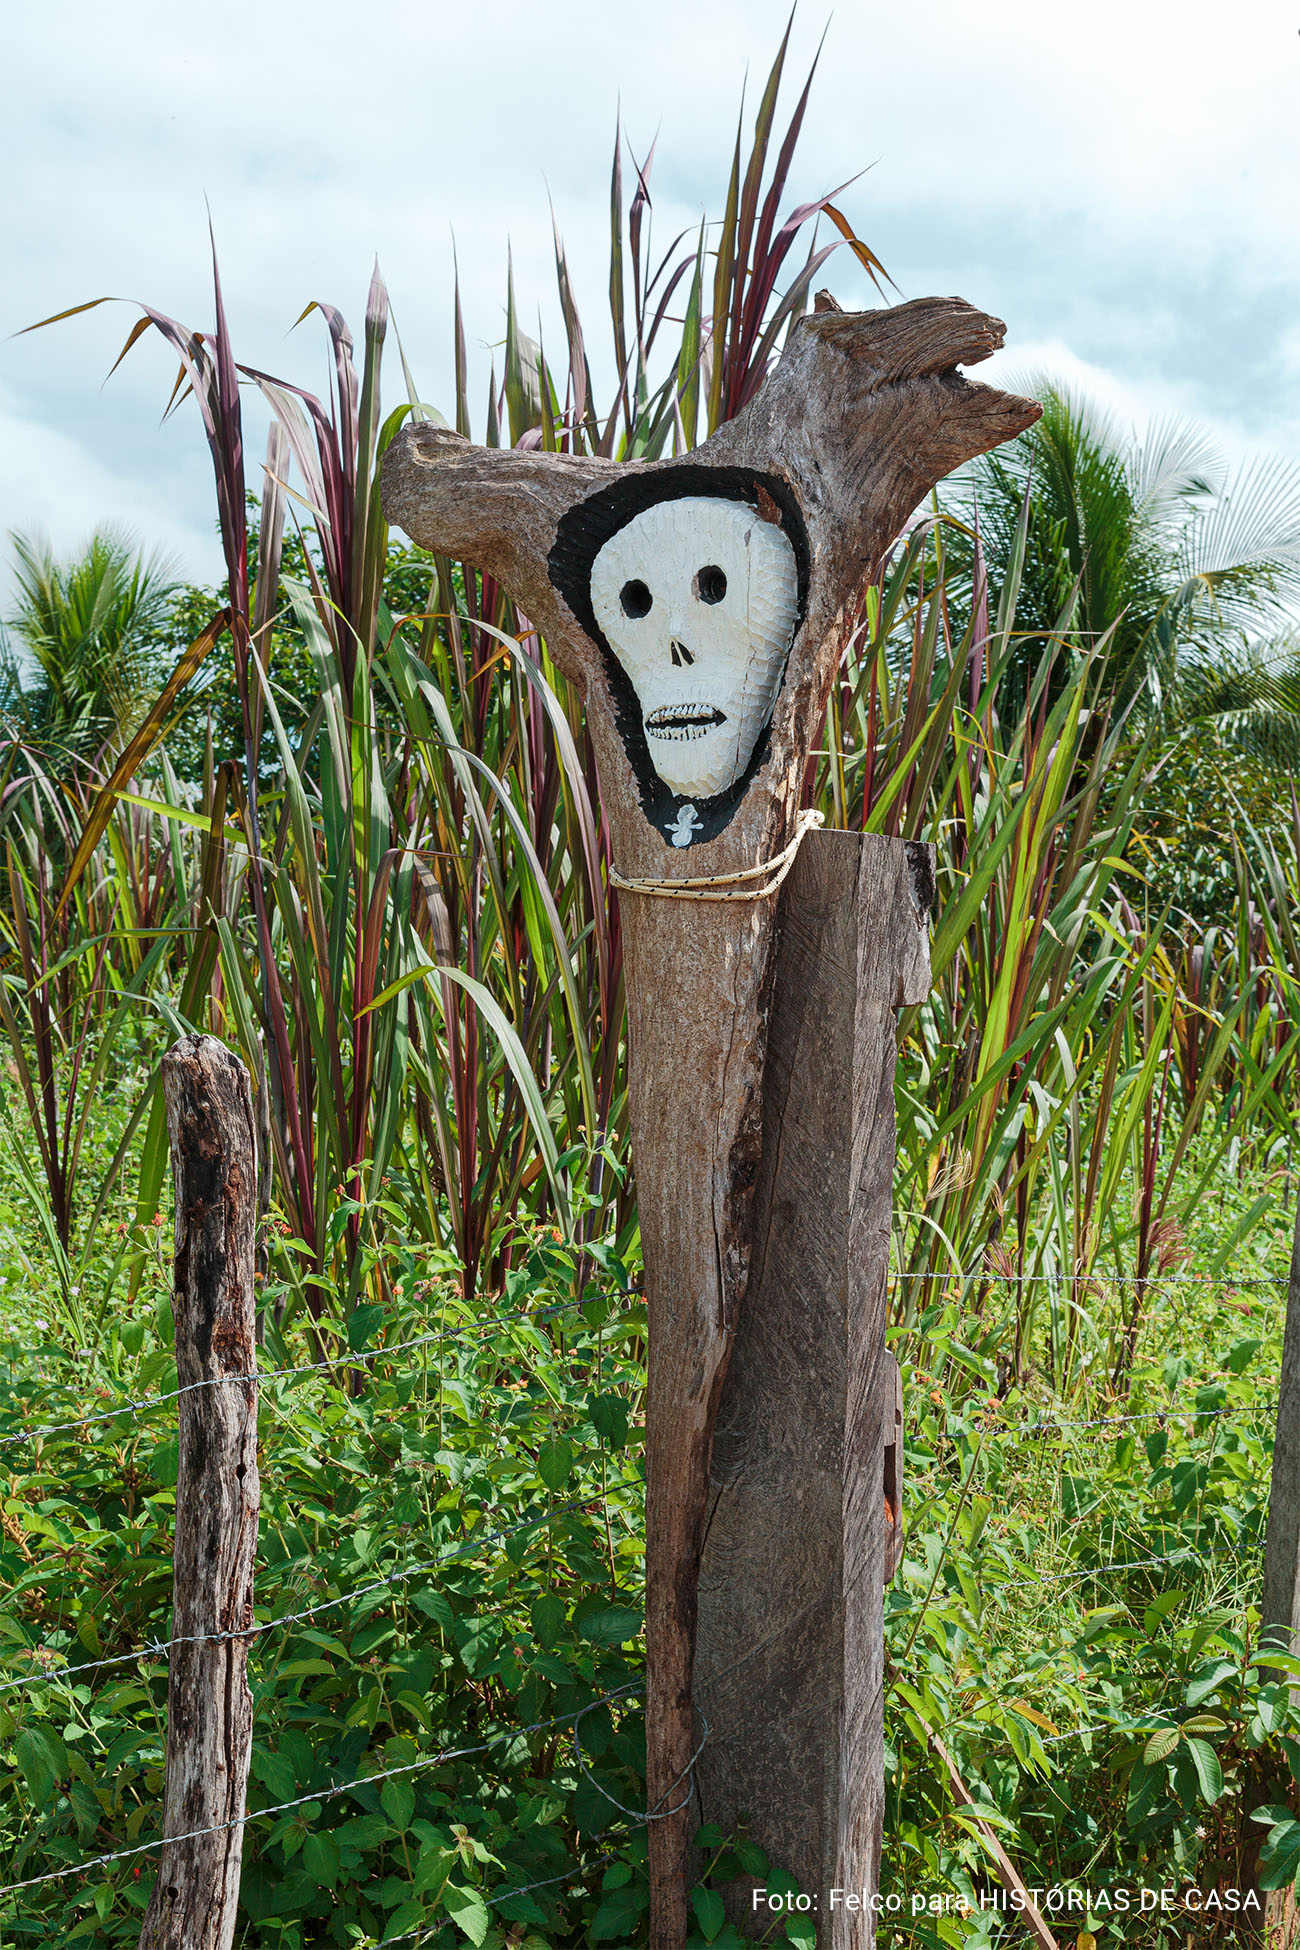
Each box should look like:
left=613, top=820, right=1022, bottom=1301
left=0, top=383, right=222, bottom=596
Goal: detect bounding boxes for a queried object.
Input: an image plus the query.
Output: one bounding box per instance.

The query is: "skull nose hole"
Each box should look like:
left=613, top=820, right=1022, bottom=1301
left=670, top=639, right=695, bottom=668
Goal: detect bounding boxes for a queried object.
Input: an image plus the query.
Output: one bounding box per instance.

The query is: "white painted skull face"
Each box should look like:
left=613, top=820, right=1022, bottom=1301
left=589, top=496, right=799, bottom=800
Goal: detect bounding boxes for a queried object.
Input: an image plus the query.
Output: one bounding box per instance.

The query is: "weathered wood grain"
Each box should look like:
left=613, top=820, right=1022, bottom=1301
left=1262, top=1194, right=1300, bottom=1661
left=692, top=830, right=930, bottom=1945
left=382, top=297, right=1035, bottom=1946
left=138, top=1036, right=260, bottom=1950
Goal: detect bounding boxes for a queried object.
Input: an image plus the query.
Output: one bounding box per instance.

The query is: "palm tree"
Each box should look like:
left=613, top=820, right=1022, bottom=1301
left=0, top=530, right=179, bottom=776
left=954, top=384, right=1300, bottom=748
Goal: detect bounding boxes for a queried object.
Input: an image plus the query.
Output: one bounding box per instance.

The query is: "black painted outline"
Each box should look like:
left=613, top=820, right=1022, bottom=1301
left=548, top=467, right=809, bottom=847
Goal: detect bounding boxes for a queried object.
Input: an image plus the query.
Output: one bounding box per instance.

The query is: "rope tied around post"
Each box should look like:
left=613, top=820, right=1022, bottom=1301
left=609, top=809, right=825, bottom=902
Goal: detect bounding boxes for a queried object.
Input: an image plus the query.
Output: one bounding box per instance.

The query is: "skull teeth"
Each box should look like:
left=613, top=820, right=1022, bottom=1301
left=645, top=704, right=727, bottom=741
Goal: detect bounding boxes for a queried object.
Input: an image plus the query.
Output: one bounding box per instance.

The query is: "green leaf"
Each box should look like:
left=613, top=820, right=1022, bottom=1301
left=15, top=1727, right=67, bottom=1803
left=785, top=1914, right=817, bottom=1949
left=441, top=1880, right=491, bottom=1945
left=384, top=1903, right=427, bottom=1939
left=692, top=1888, right=726, bottom=1942
left=1184, top=1736, right=1224, bottom=1804
left=591, top=1886, right=649, bottom=1942
left=537, top=1437, right=573, bottom=1490
left=1186, top=1659, right=1237, bottom=1707
left=302, top=1829, right=341, bottom=1888
left=1228, top=1336, right=1263, bottom=1373
left=414, top=1589, right=455, bottom=1632
left=589, top=1391, right=629, bottom=1448
left=348, top=1303, right=386, bottom=1352
left=1259, top=1818, right=1300, bottom=1890
left=579, top=1604, right=643, bottom=1647
left=531, top=1593, right=566, bottom=1647
left=381, top=1775, right=416, bottom=1832
left=1144, top=1727, right=1181, bottom=1765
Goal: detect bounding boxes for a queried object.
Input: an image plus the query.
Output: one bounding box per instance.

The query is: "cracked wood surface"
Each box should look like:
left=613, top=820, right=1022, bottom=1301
left=138, top=1037, right=260, bottom=1950
left=382, top=298, right=1037, bottom=1947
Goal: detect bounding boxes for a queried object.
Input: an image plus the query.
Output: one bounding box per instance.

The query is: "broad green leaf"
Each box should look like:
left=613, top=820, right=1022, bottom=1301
left=1184, top=1736, right=1224, bottom=1804
left=1143, top=1727, right=1181, bottom=1765
left=579, top=1604, right=643, bottom=1647
left=692, top=1888, right=726, bottom=1942
left=302, top=1829, right=341, bottom=1887
left=531, top=1593, right=566, bottom=1647
left=537, top=1437, right=574, bottom=1490
left=15, top=1727, right=67, bottom=1803
left=381, top=1775, right=416, bottom=1832
left=441, top=1880, right=490, bottom=1945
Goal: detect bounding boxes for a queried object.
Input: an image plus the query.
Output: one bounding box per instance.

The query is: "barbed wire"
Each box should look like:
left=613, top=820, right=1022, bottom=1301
left=0, top=1684, right=645, bottom=1899
left=941, top=1400, right=1275, bottom=1442
left=888, top=1270, right=1286, bottom=1284
left=0, top=1291, right=640, bottom=1454
left=365, top=1823, right=641, bottom=1947
left=0, top=1484, right=643, bottom=1700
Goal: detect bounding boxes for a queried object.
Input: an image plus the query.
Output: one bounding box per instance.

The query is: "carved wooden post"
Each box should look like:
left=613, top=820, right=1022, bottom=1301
left=139, top=1036, right=260, bottom=1950
left=381, top=297, right=1038, bottom=1947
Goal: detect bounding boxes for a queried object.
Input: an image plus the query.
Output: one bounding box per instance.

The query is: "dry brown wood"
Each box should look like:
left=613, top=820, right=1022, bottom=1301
left=929, top=1731, right=1060, bottom=1949
left=1262, top=1196, right=1300, bottom=1660
left=138, top=1036, right=260, bottom=1950
left=883, top=1352, right=905, bottom=1586
left=1257, top=1198, right=1300, bottom=1944
left=382, top=296, right=1037, bottom=1948
left=694, top=829, right=929, bottom=1944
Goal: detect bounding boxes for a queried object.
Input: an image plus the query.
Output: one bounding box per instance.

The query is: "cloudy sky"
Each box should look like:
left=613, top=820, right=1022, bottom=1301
left=4, top=0, right=1299, bottom=598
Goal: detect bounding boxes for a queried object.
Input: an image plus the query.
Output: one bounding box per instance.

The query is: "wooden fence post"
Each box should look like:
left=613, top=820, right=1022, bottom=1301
left=139, top=1035, right=260, bottom=1950
left=693, top=828, right=929, bottom=1942
left=381, top=296, right=1036, bottom=1946
left=1253, top=1194, right=1300, bottom=1947
left=1262, top=1193, right=1300, bottom=1661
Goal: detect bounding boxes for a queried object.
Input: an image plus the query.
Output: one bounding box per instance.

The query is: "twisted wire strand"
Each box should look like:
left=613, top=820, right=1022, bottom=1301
left=0, top=1292, right=634, bottom=1453
left=0, top=1483, right=644, bottom=1699
left=0, top=1686, right=644, bottom=1899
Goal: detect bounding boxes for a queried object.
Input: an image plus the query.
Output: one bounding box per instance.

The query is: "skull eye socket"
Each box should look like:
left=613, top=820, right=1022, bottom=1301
left=619, top=578, right=653, bottom=619
left=695, top=564, right=727, bottom=605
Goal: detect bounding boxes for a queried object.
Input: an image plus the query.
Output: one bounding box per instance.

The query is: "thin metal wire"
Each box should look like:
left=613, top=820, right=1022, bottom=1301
left=889, top=1270, right=1285, bottom=1284
left=0, top=1487, right=640, bottom=1698
left=951, top=1401, right=1274, bottom=1442
left=0, top=1292, right=634, bottom=1453
left=376, top=1824, right=638, bottom=1944
left=0, top=1685, right=643, bottom=1898
left=570, top=1694, right=710, bottom=1821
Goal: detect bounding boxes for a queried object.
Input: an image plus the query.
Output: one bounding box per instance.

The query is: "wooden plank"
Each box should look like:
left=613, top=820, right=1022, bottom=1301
left=1262, top=1193, right=1300, bottom=1659
left=139, top=1036, right=260, bottom=1950
left=693, top=830, right=931, bottom=1943
left=929, top=1733, right=1060, bottom=1948
left=1257, top=1197, right=1300, bottom=1945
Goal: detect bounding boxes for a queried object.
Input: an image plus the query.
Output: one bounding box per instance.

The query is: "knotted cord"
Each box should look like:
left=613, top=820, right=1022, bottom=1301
left=609, top=808, right=825, bottom=902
